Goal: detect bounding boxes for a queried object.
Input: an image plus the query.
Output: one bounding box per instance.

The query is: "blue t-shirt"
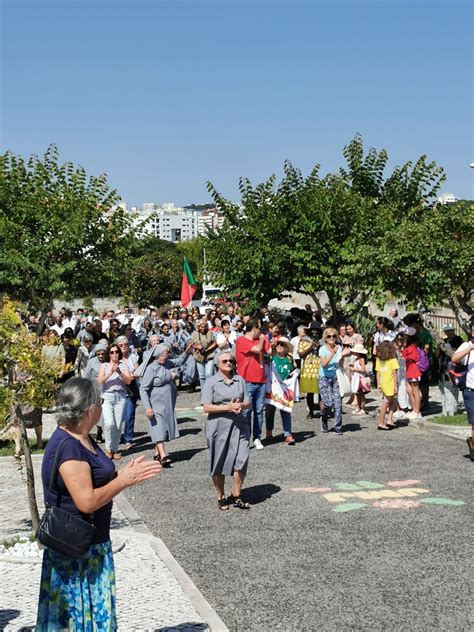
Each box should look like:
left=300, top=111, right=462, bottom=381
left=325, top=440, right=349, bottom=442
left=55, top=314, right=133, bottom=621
left=41, top=427, right=116, bottom=544
left=318, top=344, right=342, bottom=378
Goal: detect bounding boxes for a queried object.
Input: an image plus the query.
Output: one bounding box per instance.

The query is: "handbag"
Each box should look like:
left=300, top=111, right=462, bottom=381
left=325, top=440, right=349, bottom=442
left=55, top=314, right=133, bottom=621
left=36, top=438, right=96, bottom=559
left=336, top=368, right=351, bottom=397
left=359, top=375, right=372, bottom=394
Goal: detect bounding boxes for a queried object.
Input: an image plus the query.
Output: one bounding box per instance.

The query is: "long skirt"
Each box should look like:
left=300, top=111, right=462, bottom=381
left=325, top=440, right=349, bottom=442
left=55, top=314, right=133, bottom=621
left=36, top=541, right=116, bottom=631
left=205, top=414, right=250, bottom=476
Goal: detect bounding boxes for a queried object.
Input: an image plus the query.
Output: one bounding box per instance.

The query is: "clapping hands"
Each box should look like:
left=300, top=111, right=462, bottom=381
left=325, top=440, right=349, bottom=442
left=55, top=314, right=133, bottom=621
left=228, top=398, right=242, bottom=414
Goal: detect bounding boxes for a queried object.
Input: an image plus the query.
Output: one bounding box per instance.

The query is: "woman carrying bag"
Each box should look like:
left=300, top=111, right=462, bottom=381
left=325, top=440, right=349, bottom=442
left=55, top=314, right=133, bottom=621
left=36, top=377, right=161, bottom=631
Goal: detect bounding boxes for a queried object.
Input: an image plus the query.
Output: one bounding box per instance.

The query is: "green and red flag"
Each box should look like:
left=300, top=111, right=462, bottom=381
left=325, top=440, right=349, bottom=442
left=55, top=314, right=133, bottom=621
left=180, top=257, right=197, bottom=308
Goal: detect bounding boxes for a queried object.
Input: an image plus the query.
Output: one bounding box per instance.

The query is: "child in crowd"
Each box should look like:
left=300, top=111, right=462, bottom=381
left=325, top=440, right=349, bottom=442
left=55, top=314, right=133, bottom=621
left=349, top=344, right=369, bottom=415
left=265, top=338, right=296, bottom=445
left=401, top=327, right=422, bottom=420
left=376, top=341, right=399, bottom=430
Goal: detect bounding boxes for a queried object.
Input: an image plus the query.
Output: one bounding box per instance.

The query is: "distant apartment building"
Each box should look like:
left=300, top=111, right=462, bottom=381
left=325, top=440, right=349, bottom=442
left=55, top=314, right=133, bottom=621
left=437, top=192, right=459, bottom=204
left=114, top=201, right=223, bottom=242
left=196, top=208, right=224, bottom=236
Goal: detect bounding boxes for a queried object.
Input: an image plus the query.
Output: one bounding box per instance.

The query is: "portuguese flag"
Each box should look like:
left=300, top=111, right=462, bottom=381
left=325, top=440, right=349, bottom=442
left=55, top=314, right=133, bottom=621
left=180, top=257, right=197, bottom=308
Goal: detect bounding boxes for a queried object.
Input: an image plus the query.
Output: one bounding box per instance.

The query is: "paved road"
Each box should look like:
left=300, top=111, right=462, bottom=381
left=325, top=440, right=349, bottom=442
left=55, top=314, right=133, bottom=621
left=123, top=389, right=472, bottom=632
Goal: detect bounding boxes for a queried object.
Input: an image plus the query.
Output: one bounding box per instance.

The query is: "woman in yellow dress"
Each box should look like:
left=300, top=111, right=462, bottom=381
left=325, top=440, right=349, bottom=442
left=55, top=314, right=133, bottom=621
left=298, top=323, right=322, bottom=419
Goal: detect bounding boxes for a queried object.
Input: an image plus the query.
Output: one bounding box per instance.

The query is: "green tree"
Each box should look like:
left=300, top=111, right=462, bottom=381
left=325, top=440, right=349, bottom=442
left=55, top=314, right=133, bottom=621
left=204, top=135, right=447, bottom=320
left=122, top=249, right=182, bottom=307
left=0, top=145, right=132, bottom=309
left=0, top=297, right=63, bottom=530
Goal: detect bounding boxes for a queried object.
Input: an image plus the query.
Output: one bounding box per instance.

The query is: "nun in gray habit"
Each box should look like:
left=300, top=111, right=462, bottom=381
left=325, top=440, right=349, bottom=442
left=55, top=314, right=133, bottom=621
left=138, top=343, right=192, bottom=466
left=201, top=350, right=251, bottom=510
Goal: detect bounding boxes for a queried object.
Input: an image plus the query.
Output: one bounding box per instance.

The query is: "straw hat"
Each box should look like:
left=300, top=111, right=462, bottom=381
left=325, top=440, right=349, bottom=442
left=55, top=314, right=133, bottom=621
left=274, top=337, right=294, bottom=353
left=351, top=343, right=368, bottom=355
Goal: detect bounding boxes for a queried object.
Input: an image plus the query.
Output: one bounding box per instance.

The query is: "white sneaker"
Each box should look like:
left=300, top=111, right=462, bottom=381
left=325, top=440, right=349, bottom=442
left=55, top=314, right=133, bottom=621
left=254, top=438, right=264, bottom=450
left=393, top=411, right=407, bottom=420
left=407, top=411, right=422, bottom=419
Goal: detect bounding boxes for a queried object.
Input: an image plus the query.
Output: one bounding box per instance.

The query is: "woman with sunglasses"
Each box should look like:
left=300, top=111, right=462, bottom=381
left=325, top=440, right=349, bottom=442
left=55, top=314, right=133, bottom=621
left=201, top=351, right=251, bottom=510
left=318, top=328, right=351, bottom=434
left=98, top=344, right=132, bottom=460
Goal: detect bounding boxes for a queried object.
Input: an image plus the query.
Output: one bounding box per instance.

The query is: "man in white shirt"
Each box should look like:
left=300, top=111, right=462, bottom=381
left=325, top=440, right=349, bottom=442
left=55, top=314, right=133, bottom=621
left=452, top=322, right=474, bottom=460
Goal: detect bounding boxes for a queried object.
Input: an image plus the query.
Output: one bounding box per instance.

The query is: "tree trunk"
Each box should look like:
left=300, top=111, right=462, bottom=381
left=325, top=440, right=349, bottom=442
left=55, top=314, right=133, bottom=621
left=309, top=292, right=324, bottom=315
left=18, top=416, right=41, bottom=532
left=326, top=291, right=342, bottom=326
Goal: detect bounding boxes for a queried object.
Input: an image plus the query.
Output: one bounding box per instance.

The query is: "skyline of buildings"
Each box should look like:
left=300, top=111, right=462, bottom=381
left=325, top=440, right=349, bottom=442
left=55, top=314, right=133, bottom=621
left=113, top=201, right=225, bottom=243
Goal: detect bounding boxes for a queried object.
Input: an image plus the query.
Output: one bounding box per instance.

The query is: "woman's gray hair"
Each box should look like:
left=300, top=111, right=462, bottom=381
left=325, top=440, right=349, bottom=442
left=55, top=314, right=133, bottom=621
left=115, top=335, right=129, bottom=346
left=297, top=325, right=306, bottom=335
left=57, top=377, right=102, bottom=427
left=82, top=333, right=93, bottom=342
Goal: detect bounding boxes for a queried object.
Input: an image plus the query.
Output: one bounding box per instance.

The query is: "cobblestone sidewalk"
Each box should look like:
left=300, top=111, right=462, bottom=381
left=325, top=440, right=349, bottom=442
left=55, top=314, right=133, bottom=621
left=0, top=454, right=221, bottom=631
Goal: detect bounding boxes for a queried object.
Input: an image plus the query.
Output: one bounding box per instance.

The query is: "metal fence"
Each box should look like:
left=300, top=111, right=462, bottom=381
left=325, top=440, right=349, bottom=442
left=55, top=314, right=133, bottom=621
left=423, top=313, right=464, bottom=337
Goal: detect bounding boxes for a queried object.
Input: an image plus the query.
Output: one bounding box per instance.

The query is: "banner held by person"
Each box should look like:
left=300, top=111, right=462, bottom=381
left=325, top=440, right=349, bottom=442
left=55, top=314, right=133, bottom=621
left=265, top=364, right=299, bottom=412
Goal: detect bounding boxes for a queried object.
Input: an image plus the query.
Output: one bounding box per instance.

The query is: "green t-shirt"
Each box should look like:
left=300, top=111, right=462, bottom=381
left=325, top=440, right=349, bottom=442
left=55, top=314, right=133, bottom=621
left=272, top=355, right=293, bottom=381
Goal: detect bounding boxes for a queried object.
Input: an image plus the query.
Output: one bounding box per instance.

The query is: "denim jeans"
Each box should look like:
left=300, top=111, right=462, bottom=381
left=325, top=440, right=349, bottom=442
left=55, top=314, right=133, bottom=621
left=102, top=392, right=126, bottom=453
left=243, top=381, right=266, bottom=440
left=265, top=404, right=292, bottom=436
left=196, top=359, right=215, bottom=390
left=122, top=394, right=138, bottom=443
left=318, top=376, right=342, bottom=430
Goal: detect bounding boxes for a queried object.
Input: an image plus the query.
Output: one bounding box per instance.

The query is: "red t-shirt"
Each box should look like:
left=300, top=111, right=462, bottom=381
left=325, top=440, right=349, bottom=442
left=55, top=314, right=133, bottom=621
left=402, top=344, right=421, bottom=380
left=236, top=336, right=269, bottom=383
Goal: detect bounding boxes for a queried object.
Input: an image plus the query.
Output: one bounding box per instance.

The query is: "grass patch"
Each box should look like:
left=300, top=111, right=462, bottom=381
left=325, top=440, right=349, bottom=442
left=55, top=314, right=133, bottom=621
left=430, top=414, right=468, bottom=426
left=0, top=438, right=48, bottom=457
left=1, top=533, right=36, bottom=548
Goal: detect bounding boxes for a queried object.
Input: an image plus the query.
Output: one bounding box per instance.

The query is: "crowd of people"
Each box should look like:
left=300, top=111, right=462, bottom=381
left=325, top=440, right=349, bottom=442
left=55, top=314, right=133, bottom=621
left=13, top=301, right=474, bottom=463
left=13, top=301, right=472, bottom=630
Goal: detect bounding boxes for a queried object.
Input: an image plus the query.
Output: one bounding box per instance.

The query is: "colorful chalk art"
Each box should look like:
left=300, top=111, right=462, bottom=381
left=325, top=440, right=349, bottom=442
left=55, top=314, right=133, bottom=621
left=290, top=480, right=466, bottom=512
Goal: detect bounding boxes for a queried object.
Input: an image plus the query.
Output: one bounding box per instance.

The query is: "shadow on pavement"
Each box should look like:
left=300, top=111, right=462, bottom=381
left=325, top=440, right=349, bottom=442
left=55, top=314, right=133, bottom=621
left=170, top=447, right=206, bottom=463
left=0, top=610, right=21, bottom=632
left=153, top=624, right=208, bottom=631
left=341, top=423, right=363, bottom=432
left=242, top=483, right=281, bottom=505
left=178, top=428, right=202, bottom=437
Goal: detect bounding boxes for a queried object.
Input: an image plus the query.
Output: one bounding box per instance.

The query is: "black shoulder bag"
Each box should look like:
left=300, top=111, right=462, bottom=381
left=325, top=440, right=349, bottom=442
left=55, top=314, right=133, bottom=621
left=36, top=438, right=96, bottom=559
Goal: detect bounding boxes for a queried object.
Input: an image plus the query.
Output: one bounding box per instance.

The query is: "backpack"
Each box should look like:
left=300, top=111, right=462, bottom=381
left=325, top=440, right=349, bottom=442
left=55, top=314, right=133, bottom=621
left=448, top=361, right=468, bottom=390
left=447, top=349, right=471, bottom=390
left=416, top=348, right=430, bottom=373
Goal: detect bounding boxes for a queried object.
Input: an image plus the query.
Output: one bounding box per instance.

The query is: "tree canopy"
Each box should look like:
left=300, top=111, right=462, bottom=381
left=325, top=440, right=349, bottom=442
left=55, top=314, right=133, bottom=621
left=0, top=146, right=131, bottom=307
left=204, top=135, right=472, bottom=326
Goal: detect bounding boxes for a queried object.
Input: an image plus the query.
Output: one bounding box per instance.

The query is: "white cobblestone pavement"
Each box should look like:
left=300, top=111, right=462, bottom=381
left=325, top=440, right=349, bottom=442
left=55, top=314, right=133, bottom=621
left=0, top=418, right=224, bottom=632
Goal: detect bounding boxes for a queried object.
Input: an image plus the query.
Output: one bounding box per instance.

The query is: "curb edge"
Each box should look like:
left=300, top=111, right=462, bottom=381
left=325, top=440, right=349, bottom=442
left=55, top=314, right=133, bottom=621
left=114, top=492, right=229, bottom=632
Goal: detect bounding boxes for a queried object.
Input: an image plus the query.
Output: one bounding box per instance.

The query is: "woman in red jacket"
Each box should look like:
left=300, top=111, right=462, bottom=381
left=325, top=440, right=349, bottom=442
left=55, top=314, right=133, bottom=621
left=402, top=327, right=422, bottom=419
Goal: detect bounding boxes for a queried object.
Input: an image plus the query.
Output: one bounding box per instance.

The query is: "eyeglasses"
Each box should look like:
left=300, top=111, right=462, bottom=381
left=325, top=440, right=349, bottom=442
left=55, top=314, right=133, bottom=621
left=221, top=359, right=234, bottom=364
left=109, top=350, right=119, bottom=355
left=326, top=335, right=336, bottom=339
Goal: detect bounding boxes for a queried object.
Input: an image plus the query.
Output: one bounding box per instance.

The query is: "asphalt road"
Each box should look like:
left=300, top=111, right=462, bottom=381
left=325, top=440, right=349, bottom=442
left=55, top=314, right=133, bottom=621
left=122, top=388, right=473, bottom=632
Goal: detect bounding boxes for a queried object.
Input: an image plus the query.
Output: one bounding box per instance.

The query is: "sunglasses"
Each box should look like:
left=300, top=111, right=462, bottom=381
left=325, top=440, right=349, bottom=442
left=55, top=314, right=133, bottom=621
left=221, top=359, right=234, bottom=364
left=326, top=335, right=336, bottom=339
left=109, top=350, right=119, bottom=354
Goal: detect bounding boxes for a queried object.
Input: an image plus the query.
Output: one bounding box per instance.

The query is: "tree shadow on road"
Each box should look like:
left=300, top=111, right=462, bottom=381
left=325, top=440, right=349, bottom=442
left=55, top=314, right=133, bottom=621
left=242, top=483, right=281, bottom=505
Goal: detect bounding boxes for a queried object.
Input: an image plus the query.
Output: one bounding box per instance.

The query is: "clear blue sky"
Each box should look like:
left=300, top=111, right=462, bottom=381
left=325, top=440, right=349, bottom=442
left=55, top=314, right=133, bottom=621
left=1, top=0, right=473, bottom=206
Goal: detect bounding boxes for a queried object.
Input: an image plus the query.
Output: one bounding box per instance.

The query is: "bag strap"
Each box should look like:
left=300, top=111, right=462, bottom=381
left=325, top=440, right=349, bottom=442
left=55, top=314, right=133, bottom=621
left=47, top=435, right=95, bottom=522
left=47, top=437, right=70, bottom=494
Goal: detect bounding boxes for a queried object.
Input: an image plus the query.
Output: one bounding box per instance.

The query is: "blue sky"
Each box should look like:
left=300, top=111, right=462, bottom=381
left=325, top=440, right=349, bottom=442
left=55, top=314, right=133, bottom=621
left=1, top=0, right=473, bottom=205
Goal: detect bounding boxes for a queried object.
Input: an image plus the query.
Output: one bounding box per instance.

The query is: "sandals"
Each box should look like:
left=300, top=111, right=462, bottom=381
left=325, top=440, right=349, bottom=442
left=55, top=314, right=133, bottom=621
left=377, top=425, right=390, bottom=431
left=160, top=455, right=172, bottom=468
left=226, top=494, right=250, bottom=509
left=218, top=498, right=230, bottom=511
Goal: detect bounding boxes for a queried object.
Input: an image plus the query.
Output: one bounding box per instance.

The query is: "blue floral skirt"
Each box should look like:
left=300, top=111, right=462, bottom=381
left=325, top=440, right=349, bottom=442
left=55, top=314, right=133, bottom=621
left=36, top=541, right=116, bottom=631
